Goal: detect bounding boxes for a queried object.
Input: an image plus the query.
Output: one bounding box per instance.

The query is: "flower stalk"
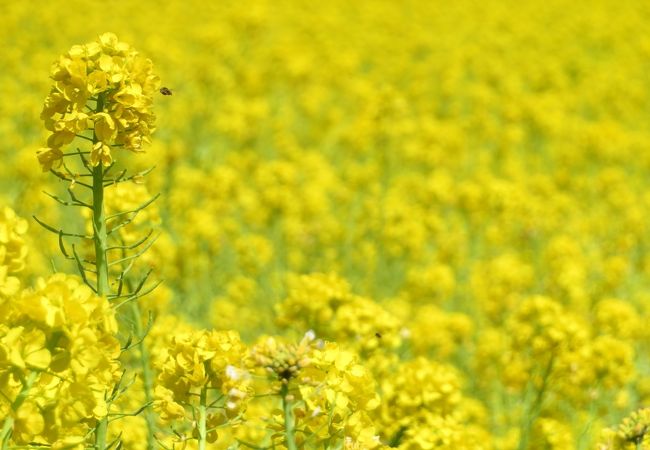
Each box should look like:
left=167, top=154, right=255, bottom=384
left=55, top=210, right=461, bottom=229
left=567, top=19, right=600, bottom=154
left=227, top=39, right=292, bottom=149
left=281, top=383, right=298, bottom=450
left=36, top=32, right=161, bottom=450
left=91, top=93, right=110, bottom=297
left=198, top=387, right=208, bottom=450
left=91, top=93, right=110, bottom=450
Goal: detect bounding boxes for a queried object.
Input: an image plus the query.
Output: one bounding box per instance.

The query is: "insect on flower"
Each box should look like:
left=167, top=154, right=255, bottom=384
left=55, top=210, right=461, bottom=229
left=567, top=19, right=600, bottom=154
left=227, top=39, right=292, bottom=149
left=159, top=87, right=173, bottom=96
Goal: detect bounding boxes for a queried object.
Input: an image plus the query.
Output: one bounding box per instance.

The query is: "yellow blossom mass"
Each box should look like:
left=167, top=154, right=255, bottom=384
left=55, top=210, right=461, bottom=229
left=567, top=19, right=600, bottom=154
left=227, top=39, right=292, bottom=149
left=0, top=0, right=650, bottom=448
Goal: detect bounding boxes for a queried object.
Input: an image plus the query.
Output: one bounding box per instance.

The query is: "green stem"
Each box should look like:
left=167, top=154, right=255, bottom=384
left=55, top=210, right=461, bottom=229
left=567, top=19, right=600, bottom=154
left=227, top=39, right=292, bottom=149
left=92, top=162, right=109, bottom=296
left=94, top=419, right=108, bottom=450
left=281, top=383, right=298, bottom=450
left=388, top=426, right=407, bottom=447
left=198, top=387, right=208, bottom=450
left=91, top=93, right=110, bottom=298
left=0, top=420, right=10, bottom=450
left=92, top=93, right=110, bottom=450
left=517, top=355, right=555, bottom=450
left=0, top=372, right=38, bottom=449
left=130, top=302, right=156, bottom=450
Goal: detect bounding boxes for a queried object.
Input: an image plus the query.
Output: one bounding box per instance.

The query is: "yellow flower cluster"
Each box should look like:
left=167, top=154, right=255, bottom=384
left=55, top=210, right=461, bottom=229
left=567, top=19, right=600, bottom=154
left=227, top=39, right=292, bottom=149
left=276, top=273, right=403, bottom=353
left=153, top=329, right=251, bottom=442
left=38, top=32, right=158, bottom=170
left=502, top=296, right=634, bottom=398
left=249, top=333, right=383, bottom=448
left=374, top=357, right=490, bottom=449
left=1, top=274, right=120, bottom=448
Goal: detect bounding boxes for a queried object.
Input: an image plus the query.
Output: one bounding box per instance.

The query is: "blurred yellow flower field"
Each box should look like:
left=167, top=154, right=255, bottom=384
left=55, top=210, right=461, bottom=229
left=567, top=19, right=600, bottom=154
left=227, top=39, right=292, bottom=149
left=2, top=0, right=650, bottom=449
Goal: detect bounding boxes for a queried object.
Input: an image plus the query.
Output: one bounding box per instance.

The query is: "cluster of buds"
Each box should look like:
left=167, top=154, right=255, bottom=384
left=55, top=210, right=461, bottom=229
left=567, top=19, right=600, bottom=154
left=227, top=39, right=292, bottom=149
left=618, top=408, right=650, bottom=445
left=251, top=331, right=317, bottom=383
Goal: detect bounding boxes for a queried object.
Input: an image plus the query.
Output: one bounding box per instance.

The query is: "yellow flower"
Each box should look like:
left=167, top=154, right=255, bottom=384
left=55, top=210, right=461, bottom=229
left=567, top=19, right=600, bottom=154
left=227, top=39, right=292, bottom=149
left=51, top=436, right=86, bottom=450
left=153, top=385, right=186, bottom=421
left=13, top=401, right=45, bottom=444
left=2, top=327, right=51, bottom=370
left=91, top=141, right=112, bottom=166
left=36, top=147, right=64, bottom=171
left=92, top=112, right=117, bottom=142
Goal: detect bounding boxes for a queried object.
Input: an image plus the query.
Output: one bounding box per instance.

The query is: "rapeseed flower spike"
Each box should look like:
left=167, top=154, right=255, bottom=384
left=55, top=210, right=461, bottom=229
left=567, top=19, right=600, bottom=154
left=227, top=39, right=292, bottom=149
left=38, top=32, right=159, bottom=171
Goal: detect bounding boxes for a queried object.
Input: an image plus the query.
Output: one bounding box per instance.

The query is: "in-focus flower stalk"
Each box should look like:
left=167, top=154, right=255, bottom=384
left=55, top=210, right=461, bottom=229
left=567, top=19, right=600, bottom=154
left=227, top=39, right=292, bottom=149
left=92, top=92, right=110, bottom=298
left=90, top=92, right=110, bottom=450
left=35, top=32, right=161, bottom=450
left=198, top=387, right=208, bottom=450
left=281, top=383, right=298, bottom=450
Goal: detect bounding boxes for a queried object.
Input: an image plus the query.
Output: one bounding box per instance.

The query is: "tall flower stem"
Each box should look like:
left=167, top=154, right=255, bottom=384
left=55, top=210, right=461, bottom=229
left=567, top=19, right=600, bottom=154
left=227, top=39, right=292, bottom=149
left=94, top=418, right=108, bottom=450
left=281, top=383, right=298, bottom=450
left=92, top=162, right=109, bottom=296
left=92, top=94, right=110, bottom=297
left=92, top=93, right=110, bottom=450
left=198, top=387, right=208, bottom=450
left=38, top=34, right=160, bottom=450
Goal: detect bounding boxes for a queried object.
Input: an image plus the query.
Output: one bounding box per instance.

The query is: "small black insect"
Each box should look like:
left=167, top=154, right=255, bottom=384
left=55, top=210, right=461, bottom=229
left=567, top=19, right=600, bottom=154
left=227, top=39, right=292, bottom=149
left=159, top=87, right=173, bottom=96
left=375, top=332, right=382, bottom=339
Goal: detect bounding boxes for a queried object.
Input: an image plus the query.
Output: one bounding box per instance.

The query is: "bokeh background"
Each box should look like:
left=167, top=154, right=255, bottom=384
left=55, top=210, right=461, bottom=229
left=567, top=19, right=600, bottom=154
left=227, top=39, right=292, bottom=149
left=4, top=0, right=650, bottom=447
